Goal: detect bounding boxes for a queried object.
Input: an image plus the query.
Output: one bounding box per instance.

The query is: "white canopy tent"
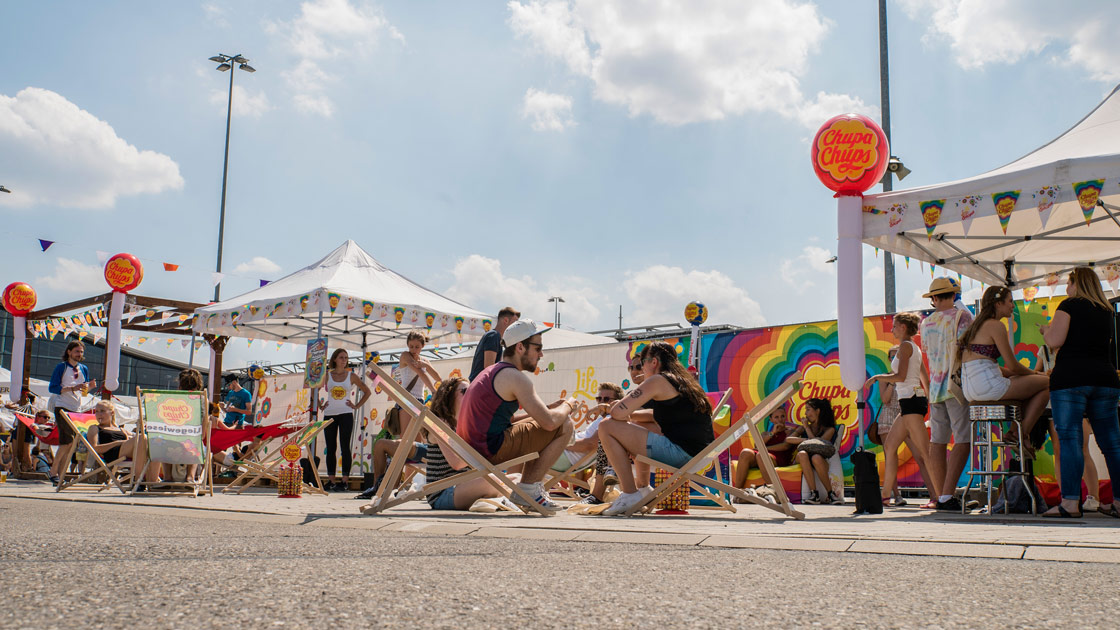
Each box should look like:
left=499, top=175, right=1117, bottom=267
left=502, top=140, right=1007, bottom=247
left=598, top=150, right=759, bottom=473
left=192, top=240, right=492, bottom=353
left=861, top=84, right=1120, bottom=290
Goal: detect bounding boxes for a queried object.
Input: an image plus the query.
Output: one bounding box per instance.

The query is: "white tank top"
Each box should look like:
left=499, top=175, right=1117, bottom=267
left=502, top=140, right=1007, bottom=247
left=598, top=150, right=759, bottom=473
left=322, top=371, right=354, bottom=416
left=396, top=362, right=425, bottom=398
left=891, top=340, right=924, bottom=399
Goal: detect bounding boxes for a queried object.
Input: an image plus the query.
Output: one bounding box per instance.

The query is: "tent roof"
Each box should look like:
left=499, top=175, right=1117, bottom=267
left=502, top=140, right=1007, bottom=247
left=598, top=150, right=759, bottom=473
left=193, top=240, right=492, bottom=353
left=862, top=85, right=1120, bottom=288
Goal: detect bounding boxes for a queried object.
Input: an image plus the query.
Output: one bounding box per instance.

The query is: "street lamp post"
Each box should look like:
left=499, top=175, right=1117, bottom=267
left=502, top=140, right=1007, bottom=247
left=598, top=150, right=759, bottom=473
left=548, top=296, right=565, bottom=328
left=209, top=53, right=256, bottom=302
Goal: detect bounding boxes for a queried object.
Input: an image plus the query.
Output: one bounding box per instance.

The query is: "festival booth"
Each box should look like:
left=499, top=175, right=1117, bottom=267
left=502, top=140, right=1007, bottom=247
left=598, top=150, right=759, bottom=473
left=191, top=240, right=493, bottom=484
left=852, top=85, right=1120, bottom=503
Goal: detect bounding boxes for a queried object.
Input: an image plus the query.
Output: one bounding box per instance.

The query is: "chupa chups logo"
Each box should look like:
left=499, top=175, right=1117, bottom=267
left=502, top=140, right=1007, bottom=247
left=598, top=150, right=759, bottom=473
left=104, top=255, right=143, bottom=291
left=3, top=283, right=37, bottom=314
left=811, top=114, right=889, bottom=196
left=157, top=399, right=193, bottom=426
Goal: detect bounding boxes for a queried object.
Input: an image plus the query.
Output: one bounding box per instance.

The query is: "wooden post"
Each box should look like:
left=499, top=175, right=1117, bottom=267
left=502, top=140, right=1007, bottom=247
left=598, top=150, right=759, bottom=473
left=204, top=335, right=228, bottom=404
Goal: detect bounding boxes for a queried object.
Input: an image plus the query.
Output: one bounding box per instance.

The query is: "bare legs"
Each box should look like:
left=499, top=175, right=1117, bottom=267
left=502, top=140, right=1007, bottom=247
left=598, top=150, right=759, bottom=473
left=796, top=451, right=830, bottom=494
left=733, top=449, right=775, bottom=489
left=599, top=420, right=652, bottom=494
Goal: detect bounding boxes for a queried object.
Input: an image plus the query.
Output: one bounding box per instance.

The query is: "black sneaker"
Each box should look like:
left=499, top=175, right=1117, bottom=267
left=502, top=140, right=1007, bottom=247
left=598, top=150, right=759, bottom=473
left=828, top=491, right=844, bottom=505
left=936, top=497, right=968, bottom=512
left=804, top=490, right=821, bottom=505
left=578, top=494, right=603, bottom=505
left=355, top=480, right=382, bottom=500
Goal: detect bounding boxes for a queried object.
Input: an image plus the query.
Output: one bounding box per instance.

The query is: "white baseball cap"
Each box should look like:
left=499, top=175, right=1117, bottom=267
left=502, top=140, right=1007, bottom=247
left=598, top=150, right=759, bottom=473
left=502, top=319, right=552, bottom=347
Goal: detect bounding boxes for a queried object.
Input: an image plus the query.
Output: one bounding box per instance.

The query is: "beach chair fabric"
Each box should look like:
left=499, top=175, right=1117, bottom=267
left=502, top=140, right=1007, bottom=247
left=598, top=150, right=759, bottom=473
left=222, top=418, right=332, bottom=495
left=132, top=389, right=211, bottom=497
left=55, top=411, right=133, bottom=493
left=620, top=373, right=806, bottom=519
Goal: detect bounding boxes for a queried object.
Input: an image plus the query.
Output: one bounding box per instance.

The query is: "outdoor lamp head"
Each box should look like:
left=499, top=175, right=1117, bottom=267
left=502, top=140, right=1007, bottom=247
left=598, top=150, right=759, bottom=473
left=239, top=63, right=256, bottom=73
left=232, top=55, right=248, bottom=64
left=209, top=55, right=225, bottom=63
left=216, top=63, right=231, bottom=72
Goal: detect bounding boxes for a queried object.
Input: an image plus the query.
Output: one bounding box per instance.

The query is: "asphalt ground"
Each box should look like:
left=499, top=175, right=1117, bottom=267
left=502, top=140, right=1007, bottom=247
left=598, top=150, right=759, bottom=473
left=4, top=497, right=1120, bottom=629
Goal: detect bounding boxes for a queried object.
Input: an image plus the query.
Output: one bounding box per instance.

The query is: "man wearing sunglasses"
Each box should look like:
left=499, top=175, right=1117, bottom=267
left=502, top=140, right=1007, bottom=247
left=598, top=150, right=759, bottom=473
left=458, top=319, right=576, bottom=510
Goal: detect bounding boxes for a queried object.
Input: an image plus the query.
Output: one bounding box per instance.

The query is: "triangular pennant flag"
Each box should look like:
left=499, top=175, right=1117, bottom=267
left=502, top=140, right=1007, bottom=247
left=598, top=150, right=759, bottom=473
left=246, top=338, right=254, bottom=347
left=163, top=262, right=179, bottom=271
left=874, top=247, right=879, bottom=258
left=991, top=191, right=1021, bottom=234
left=1101, top=264, right=1120, bottom=293
left=166, top=338, right=175, bottom=347
left=919, top=200, right=945, bottom=240
left=161, top=312, right=173, bottom=322
left=930, top=263, right=937, bottom=278
left=92, top=333, right=103, bottom=345
left=956, top=196, right=981, bottom=235
left=178, top=314, right=189, bottom=324
left=38, top=239, right=54, bottom=252
left=277, top=341, right=284, bottom=349
left=181, top=340, right=191, bottom=349
left=904, top=256, right=910, bottom=269
left=193, top=340, right=204, bottom=351
left=96, top=250, right=110, bottom=264
left=144, top=309, right=156, bottom=322
left=137, top=337, right=148, bottom=345
left=888, top=203, right=907, bottom=233
left=1033, top=185, right=1060, bottom=229
left=1073, top=180, right=1104, bottom=225
left=211, top=272, right=225, bottom=287
left=259, top=279, right=270, bottom=287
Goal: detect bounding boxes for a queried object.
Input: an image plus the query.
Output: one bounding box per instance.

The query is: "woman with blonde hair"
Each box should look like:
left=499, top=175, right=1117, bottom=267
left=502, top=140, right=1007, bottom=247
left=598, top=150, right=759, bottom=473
left=598, top=341, right=714, bottom=516
left=1041, top=266, right=1120, bottom=518
left=958, top=286, right=1050, bottom=440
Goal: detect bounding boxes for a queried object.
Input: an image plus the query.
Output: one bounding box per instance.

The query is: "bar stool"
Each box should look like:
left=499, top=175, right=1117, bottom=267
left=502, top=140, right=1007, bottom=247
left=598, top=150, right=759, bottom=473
left=963, top=400, right=1038, bottom=515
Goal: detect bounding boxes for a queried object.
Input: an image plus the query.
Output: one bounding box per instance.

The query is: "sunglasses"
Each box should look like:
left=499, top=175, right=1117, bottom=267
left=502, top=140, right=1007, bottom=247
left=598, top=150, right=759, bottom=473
left=526, top=342, right=543, bottom=351
left=628, top=363, right=641, bottom=370
left=595, top=396, right=615, bottom=403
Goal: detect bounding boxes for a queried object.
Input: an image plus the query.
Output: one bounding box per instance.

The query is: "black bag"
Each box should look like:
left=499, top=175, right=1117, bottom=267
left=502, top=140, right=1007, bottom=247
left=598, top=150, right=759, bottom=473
left=852, top=400, right=883, bottom=514
left=991, top=475, right=1043, bottom=514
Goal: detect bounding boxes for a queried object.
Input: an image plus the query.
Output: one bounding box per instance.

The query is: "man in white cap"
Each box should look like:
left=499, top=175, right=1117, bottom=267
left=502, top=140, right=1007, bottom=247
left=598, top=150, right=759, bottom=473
left=457, top=319, right=576, bottom=510
left=920, top=276, right=974, bottom=511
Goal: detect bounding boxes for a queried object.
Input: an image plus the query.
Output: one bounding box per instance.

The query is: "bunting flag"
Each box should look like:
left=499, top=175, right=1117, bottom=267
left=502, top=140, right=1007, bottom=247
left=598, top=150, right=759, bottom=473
left=163, top=263, right=179, bottom=271
left=956, top=196, right=981, bottom=235
left=1103, top=263, right=1120, bottom=292
left=144, top=309, right=156, bottom=322
left=919, top=199, right=945, bottom=240
left=246, top=339, right=254, bottom=347
left=38, top=239, right=54, bottom=252
left=211, top=272, right=225, bottom=287
left=276, top=342, right=284, bottom=350
left=327, top=292, right=340, bottom=314
left=904, top=256, right=910, bottom=269
left=874, top=247, right=879, bottom=258
left=887, top=203, right=907, bottom=233
left=193, top=340, right=204, bottom=351
left=137, top=337, right=149, bottom=345
left=1023, top=286, right=1038, bottom=302
left=1073, top=179, right=1104, bottom=225
left=1032, top=185, right=1060, bottom=228
left=178, top=314, right=189, bottom=324
left=181, top=340, right=191, bottom=349
left=991, top=190, right=1021, bottom=235
left=161, top=312, right=173, bottom=322
left=166, top=338, right=175, bottom=347
left=362, top=300, right=374, bottom=319
left=930, top=263, right=936, bottom=278
left=92, top=333, right=103, bottom=345
left=259, top=279, right=270, bottom=287
left=96, top=250, right=110, bottom=264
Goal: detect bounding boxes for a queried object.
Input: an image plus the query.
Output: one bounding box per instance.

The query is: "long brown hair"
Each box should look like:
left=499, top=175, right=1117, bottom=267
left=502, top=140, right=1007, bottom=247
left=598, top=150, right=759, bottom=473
left=956, top=285, right=1011, bottom=361
left=640, top=342, right=712, bottom=415
left=430, top=376, right=466, bottom=430
left=329, top=348, right=349, bottom=370
left=1069, top=266, right=1111, bottom=311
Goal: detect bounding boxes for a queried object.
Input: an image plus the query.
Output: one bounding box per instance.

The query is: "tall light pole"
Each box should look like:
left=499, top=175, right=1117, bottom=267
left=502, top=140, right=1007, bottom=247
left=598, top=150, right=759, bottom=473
left=878, top=0, right=896, bottom=314
left=548, top=296, right=565, bottom=328
left=209, top=53, right=256, bottom=302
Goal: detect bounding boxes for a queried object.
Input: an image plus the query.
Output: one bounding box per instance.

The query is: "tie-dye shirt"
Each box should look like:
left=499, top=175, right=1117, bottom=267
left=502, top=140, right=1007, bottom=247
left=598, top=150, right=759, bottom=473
left=919, top=306, right=973, bottom=404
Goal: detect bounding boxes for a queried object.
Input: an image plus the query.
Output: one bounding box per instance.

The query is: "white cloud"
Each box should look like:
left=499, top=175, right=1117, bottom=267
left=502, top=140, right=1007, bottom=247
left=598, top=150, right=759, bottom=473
left=623, top=265, right=765, bottom=327
left=0, top=88, right=183, bottom=209
left=209, top=85, right=273, bottom=118
left=35, top=258, right=104, bottom=293
left=445, top=255, right=602, bottom=329
left=268, top=0, right=404, bottom=117
left=233, top=256, right=282, bottom=275
left=202, top=3, right=228, bottom=27
left=779, top=245, right=836, bottom=294
left=900, top=0, right=1120, bottom=82
left=522, top=88, right=575, bottom=131
left=507, top=0, right=873, bottom=127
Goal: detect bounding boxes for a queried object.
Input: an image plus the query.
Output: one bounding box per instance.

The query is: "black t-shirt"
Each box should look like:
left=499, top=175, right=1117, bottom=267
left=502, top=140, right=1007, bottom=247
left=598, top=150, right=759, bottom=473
left=469, top=330, right=502, bottom=381
left=647, top=395, right=714, bottom=457
left=1050, top=297, right=1120, bottom=391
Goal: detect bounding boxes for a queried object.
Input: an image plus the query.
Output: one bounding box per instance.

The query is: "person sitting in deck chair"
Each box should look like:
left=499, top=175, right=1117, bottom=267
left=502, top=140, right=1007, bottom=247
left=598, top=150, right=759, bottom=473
left=457, top=319, right=576, bottom=511
left=598, top=341, right=714, bottom=516
left=561, top=381, right=623, bottom=506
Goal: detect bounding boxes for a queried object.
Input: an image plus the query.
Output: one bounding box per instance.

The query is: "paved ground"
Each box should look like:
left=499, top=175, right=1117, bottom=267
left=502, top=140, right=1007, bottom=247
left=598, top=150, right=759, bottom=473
left=5, top=494, right=1120, bottom=629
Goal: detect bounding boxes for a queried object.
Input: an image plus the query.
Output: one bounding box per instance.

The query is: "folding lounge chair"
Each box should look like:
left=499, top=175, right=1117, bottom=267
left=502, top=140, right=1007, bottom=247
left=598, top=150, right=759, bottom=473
left=131, top=389, right=212, bottom=497
left=358, top=362, right=551, bottom=516
left=222, top=418, right=332, bottom=495
left=620, top=372, right=806, bottom=519
left=55, top=411, right=133, bottom=493
left=542, top=450, right=597, bottom=500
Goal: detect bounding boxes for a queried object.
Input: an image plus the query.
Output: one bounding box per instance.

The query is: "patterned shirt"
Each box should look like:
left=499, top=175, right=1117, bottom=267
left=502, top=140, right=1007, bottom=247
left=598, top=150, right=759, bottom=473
left=919, top=306, right=973, bottom=404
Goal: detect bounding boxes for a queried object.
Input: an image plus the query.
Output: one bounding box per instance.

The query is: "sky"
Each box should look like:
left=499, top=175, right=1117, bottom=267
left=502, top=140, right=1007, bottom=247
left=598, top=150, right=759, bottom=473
left=3, top=0, right=1120, bottom=368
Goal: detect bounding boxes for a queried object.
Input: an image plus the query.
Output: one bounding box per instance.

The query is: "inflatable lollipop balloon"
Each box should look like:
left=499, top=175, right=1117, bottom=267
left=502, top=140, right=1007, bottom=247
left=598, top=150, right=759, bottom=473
left=684, top=301, right=708, bottom=326
left=2, top=282, right=37, bottom=403
left=103, top=253, right=144, bottom=392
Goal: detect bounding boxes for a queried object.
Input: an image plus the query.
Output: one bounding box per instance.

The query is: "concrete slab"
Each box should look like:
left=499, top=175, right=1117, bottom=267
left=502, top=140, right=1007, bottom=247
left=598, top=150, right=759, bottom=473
left=701, top=535, right=854, bottom=552
left=471, top=527, right=583, bottom=541
left=572, top=531, right=707, bottom=546
left=848, top=540, right=1025, bottom=559
left=377, top=521, right=481, bottom=536
left=1022, top=546, right=1120, bottom=563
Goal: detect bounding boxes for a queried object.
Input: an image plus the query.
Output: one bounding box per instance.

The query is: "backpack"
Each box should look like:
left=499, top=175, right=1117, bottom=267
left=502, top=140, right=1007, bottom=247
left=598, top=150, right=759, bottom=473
left=991, top=475, right=1042, bottom=514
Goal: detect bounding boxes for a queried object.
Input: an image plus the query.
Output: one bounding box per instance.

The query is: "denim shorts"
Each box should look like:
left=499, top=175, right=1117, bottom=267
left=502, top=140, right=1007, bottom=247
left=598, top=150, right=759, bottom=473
left=646, top=433, right=692, bottom=468
left=406, top=442, right=429, bottom=464
left=427, top=486, right=457, bottom=510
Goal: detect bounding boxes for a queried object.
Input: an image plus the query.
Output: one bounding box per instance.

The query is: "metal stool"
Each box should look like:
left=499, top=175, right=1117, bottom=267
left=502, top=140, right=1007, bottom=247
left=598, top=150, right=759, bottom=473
left=963, top=401, right=1038, bottom=515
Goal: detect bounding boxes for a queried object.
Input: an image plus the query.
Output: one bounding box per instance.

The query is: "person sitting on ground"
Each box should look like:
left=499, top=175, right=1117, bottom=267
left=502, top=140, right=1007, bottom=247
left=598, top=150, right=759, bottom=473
left=785, top=398, right=841, bottom=505
left=562, top=382, right=623, bottom=506
left=457, top=319, right=576, bottom=511
left=220, top=374, right=254, bottom=429
left=864, top=313, right=936, bottom=507
left=959, top=286, right=1050, bottom=445
left=732, top=404, right=794, bottom=497
left=598, top=341, right=714, bottom=516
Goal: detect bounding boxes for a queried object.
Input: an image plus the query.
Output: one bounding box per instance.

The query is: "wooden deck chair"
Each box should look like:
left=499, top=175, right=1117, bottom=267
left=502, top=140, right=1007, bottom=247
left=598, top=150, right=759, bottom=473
left=620, top=372, right=806, bottom=519
left=131, top=389, right=212, bottom=497
left=358, top=362, right=551, bottom=516
left=55, top=411, right=133, bottom=494
left=222, top=417, right=333, bottom=495
left=542, top=450, right=597, bottom=499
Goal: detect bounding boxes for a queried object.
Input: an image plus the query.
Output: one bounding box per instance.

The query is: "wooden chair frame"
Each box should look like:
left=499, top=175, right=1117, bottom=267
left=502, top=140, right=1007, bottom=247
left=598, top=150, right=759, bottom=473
left=55, top=410, right=133, bottom=494
left=358, top=362, right=553, bottom=516
left=222, top=418, right=333, bottom=495
left=542, top=450, right=597, bottom=500
left=621, top=373, right=806, bottom=519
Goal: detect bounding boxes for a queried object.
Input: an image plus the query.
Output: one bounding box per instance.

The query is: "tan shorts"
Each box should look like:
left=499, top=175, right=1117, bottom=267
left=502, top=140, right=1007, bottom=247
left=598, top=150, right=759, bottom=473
left=490, top=421, right=563, bottom=464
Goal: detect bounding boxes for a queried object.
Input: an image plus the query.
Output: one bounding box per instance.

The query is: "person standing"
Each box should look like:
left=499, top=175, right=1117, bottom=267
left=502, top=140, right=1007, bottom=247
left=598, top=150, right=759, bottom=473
left=320, top=349, right=372, bottom=492
left=47, top=341, right=95, bottom=485
left=919, top=277, right=974, bottom=511
left=221, top=375, right=253, bottom=429
left=469, top=307, right=519, bottom=381
left=1041, top=266, right=1120, bottom=518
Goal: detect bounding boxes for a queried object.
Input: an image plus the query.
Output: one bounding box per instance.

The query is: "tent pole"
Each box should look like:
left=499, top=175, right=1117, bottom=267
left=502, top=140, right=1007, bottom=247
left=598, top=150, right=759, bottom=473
left=358, top=331, right=369, bottom=488
left=309, top=309, right=324, bottom=483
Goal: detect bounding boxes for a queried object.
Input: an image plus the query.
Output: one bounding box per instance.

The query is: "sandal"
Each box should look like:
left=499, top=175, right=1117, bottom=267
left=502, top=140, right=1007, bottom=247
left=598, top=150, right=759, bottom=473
left=1042, top=504, right=1082, bottom=518
left=1098, top=504, right=1120, bottom=519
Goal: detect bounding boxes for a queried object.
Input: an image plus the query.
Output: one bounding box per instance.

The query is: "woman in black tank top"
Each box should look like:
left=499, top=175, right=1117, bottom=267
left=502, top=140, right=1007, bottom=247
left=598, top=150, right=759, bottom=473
left=598, top=342, right=714, bottom=516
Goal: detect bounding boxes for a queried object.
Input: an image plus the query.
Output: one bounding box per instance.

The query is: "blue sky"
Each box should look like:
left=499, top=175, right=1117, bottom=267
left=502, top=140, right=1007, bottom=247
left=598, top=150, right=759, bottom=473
left=3, top=1, right=1119, bottom=367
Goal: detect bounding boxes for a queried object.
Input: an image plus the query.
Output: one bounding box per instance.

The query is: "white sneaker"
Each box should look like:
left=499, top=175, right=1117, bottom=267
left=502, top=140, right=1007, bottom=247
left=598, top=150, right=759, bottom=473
left=510, top=482, right=560, bottom=511
left=603, top=490, right=647, bottom=516
left=1083, top=495, right=1101, bottom=512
